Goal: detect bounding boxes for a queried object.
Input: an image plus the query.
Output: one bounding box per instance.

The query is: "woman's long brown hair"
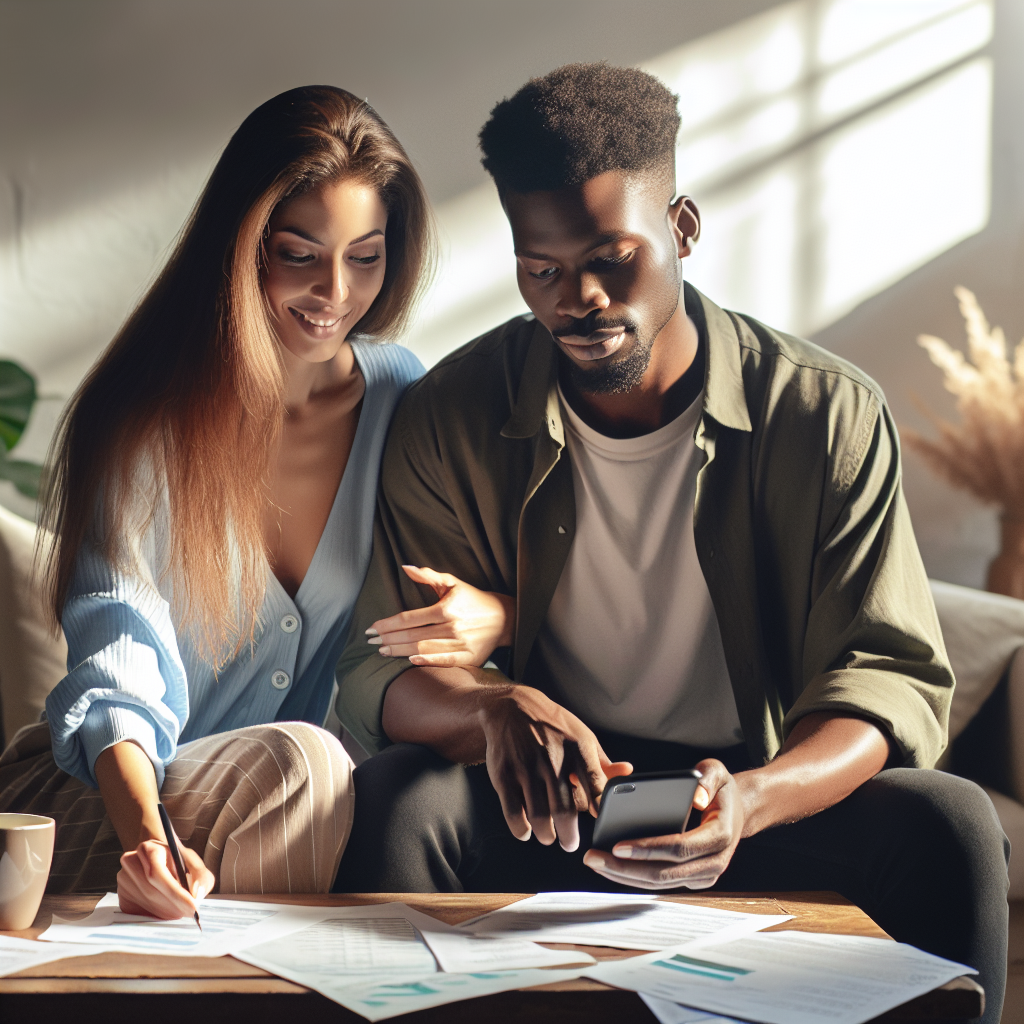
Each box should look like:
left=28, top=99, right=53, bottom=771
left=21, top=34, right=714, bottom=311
left=40, top=85, right=433, bottom=664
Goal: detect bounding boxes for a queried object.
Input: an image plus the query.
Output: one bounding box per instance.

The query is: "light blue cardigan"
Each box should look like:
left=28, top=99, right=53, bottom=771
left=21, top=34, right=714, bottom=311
left=45, top=341, right=423, bottom=788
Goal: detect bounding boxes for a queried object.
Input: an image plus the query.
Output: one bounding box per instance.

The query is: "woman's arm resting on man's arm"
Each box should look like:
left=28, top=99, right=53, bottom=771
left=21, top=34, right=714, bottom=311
left=94, top=741, right=213, bottom=918
left=582, top=712, right=892, bottom=890
left=383, top=667, right=631, bottom=853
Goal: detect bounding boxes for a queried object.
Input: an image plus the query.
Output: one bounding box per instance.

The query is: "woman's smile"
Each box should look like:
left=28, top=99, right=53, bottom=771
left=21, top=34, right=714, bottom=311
left=288, top=306, right=350, bottom=338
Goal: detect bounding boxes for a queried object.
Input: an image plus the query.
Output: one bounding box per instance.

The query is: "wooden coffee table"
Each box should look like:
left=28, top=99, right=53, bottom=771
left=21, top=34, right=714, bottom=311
left=0, top=891, right=983, bottom=1022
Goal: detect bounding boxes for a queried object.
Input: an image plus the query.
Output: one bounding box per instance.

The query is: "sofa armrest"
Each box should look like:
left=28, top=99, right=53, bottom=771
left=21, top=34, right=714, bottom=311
left=0, top=505, right=67, bottom=747
left=929, top=579, right=1024, bottom=743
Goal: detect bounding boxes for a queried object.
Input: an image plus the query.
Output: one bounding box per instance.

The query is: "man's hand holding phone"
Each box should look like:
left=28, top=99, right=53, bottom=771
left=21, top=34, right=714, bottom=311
left=583, top=759, right=744, bottom=890
left=479, top=686, right=633, bottom=852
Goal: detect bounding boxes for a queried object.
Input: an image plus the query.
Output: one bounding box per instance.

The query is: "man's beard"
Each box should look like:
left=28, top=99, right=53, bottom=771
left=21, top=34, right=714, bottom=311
left=557, top=292, right=678, bottom=396
left=561, top=327, right=655, bottom=395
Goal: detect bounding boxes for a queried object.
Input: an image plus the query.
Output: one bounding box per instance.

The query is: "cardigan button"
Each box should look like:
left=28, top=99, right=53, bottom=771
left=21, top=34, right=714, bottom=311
left=280, top=614, right=299, bottom=633
left=271, top=670, right=291, bottom=690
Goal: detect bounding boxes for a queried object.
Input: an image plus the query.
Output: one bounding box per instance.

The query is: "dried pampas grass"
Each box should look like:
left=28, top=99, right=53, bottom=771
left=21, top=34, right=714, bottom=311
left=904, top=287, right=1024, bottom=517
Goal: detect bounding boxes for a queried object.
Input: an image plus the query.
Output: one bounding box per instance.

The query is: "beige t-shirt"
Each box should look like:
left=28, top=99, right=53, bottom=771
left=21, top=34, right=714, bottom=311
left=536, top=384, right=743, bottom=748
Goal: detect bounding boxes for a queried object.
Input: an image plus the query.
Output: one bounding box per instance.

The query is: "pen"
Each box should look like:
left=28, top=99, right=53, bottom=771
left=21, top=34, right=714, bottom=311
left=156, top=801, right=202, bottom=931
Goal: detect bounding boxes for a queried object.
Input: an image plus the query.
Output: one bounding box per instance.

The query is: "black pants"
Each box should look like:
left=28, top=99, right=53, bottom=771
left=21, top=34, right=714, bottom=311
left=336, top=734, right=1010, bottom=1024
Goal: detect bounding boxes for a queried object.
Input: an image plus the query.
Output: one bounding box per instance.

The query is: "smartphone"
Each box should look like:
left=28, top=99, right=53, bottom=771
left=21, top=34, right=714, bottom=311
left=591, top=769, right=702, bottom=853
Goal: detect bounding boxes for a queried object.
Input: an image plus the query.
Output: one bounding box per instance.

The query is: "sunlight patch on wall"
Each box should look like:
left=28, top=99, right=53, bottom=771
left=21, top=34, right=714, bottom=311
left=650, top=0, right=992, bottom=336
left=814, top=59, right=991, bottom=328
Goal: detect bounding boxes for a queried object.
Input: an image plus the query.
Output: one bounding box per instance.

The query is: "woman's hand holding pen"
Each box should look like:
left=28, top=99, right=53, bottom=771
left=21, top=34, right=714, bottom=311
left=117, top=836, right=212, bottom=920
left=367, top=565, right=515, bottom=668
left=94, top=739, right=214, bottom=920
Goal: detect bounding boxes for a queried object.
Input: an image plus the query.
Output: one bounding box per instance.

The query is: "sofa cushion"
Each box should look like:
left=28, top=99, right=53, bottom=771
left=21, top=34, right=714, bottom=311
left=929, top=579, right=1024, bottom=744
left=0, top=505, right=67, bottom=747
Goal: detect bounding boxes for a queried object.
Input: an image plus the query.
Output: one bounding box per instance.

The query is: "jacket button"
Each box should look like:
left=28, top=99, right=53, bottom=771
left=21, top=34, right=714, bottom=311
left=271, top=670, right=291, bottom=690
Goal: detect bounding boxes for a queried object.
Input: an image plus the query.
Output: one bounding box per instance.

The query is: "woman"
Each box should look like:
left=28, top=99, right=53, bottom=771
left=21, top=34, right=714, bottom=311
left=0, top=86, right=512, bottom=919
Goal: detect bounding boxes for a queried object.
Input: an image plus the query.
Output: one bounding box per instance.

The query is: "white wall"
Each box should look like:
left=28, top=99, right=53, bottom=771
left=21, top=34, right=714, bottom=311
left=1, top=0, right=1022, bottom=589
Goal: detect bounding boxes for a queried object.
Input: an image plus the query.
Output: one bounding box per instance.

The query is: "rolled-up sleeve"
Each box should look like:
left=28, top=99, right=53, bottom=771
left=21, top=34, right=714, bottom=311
left=786, top=397, right=953, bottom=767
left=45, top=542, right=187, bottom=788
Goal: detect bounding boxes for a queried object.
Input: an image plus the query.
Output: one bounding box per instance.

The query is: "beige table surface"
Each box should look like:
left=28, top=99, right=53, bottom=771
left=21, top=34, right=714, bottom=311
left=0, top=891, right=983, bottom=1022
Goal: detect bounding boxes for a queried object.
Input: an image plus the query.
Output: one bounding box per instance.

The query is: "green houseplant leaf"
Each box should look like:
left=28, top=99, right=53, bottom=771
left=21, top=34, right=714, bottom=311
left=0, top=452, right=43, bottom=498
left=0, top=359, right=36, bottom=453
left=0, top=359, right=45, bottom=500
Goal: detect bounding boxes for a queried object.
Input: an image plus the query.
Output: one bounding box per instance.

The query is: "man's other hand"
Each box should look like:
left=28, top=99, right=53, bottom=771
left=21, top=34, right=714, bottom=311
left=480, top=686, right=632, bottom=852
left=582, top=758, right=741, bottom=889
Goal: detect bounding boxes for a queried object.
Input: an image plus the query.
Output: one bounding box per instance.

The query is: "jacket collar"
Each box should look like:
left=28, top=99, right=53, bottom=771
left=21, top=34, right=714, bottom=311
left=500, top=316, right=562, bottom=442
left=500, top=283, right=752, bottom=441
left=695, top=283, right=752, bottom=433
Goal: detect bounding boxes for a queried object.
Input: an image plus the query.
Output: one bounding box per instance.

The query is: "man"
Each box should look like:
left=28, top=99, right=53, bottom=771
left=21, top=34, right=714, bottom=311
left=335, top=64, right=1008, bottom=1020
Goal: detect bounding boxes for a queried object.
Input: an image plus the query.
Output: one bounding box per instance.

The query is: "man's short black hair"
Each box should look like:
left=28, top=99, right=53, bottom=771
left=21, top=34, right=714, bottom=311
left=479, top=62, right=680, bottom=195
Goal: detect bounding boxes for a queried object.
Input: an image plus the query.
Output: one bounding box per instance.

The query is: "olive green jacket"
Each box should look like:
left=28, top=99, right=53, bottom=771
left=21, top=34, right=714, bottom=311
left=336, top=284, right=953, bottom=768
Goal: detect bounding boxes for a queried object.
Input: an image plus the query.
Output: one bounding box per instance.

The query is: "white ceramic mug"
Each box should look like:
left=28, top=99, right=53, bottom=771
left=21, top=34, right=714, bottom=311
left=0, top=813, right=54, bottom=930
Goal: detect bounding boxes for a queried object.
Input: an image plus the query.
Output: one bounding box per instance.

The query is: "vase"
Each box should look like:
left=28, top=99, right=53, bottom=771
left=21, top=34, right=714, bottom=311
left=986, top=515, right=1024, bottom=599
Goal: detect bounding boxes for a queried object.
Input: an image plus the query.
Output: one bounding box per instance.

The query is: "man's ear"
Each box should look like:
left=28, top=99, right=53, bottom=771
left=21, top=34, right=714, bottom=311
left=669, top=195, right=701, bottom=258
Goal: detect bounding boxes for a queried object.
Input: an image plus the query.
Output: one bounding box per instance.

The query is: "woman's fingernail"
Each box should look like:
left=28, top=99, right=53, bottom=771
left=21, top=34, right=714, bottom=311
left=615, top=845, right=633, bottom=858
left=367, top=636, right=383, bottom=645
left=194, top=885, right=207, bottom=901
left=379, top=646, right=391, bottom=656
left=585, top=851, right=606, bottom=868
left=365, top=627, right=379, bottom=637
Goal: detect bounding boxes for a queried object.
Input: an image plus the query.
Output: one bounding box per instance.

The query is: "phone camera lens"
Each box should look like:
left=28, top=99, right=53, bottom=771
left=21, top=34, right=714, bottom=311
left=615, top=784, right=636, bottom=794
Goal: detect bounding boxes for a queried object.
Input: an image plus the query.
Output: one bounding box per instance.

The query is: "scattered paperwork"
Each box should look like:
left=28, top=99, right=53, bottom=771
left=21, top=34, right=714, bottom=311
left=38, top=892, right=321, bottom=958
left=235, top=903, right=439, bottom=990
left=586, top=930, right=976, bottom=1024
left=312, top=967, right=589, bottom=1021
left=462, top=891, right=792, bottom=950
left=234, top=900, right=591, bottom=988
left=235, top=902, right=596, bottom=1020
left=21, top=892, right=974, bottom=1023
left=0, top=935, right=102, bottom=977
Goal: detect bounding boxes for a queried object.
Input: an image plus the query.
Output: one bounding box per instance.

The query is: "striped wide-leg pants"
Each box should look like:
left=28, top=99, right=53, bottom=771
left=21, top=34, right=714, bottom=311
left=0, top=721, right=354, bottom=894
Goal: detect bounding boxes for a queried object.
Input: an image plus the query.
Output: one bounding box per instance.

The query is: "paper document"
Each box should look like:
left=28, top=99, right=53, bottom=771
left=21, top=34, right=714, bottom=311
left=586, top=930, right=976, bottom=1024
left=322, top=967, right=589, bottom=1021
left=235, top=900, right=592, bottom=988
left=641, top=993, right=747, bottom=1023
left=419, top=923, right=594, bottom=973
left=237, top=903, right=440, bottom=990
left=462, top=892, right=792, bottom=950
left=38, top=892, right=321, bottom=957
left=0, top=935, right=103, bottom=977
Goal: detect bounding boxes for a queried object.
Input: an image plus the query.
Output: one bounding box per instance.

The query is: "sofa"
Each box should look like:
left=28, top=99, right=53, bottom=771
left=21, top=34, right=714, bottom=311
left=2, top=503, right=1021, bottom=895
